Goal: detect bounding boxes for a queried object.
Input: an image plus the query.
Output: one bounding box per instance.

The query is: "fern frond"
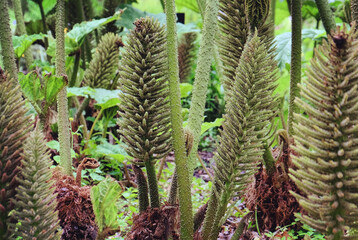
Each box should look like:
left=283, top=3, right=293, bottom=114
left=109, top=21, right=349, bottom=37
left=83, top=32, right=122, bottom=89
left=0, top=68, right=32, bottom=238
left=291, top=26, right=358, bottom=240
left=118, top=17, right=171, bottom=164
left=11, top=127, right=61, bottom=239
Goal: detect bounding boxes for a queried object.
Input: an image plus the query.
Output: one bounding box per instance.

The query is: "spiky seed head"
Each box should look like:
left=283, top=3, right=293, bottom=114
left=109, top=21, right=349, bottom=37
left=10, top=127, right=61, bottom=239
left=178, top=32, right=197, bottom=83
left=245, top=0, right=271, bottom=31
left=218, top=0, right=273, bottom=100
left=0, top=68, right=32, bottom=238
left=213, top=32, right=278, bottom=198
left=118, top=17, right=171, bottom=164
left=290, top=26, right=358, bottom=239
left=83, top=32, right=122, bottom=89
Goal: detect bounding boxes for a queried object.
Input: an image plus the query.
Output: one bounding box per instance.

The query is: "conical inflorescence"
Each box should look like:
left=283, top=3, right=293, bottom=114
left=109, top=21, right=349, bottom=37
left=118, top=17, right=171, bottom=164
left=118, top=17, right=171, bottom=209
left=213, top=32, right=278, bottom=202
left=83, top=32, right=122, bottom=89
left=218, top=0, right=273, bottom=99
left=0, top=68, right=32, bottom=238
left=178, top=32, right=197, bottom=83
left=290, top=27, right=358, bottom=240
left=11, top=127, right=61, bottom=239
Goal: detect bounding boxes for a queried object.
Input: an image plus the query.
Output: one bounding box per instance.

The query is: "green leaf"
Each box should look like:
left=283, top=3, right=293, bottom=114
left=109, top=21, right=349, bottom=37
left=175, top=0, right=199, bottom=13
left=46, top=140, right=76, bottom=158
left=47, top=13, right=122, bottom=57
left=67, top=87, right=121, bottom=106
left=201, top=118, right=224, bottom=135
left=43, top=73, right=67, bottom=105
left=13, top=34, right=45, bottom=58
left=274, top=29, right=326, bottom=70
left=18, top=71, right=43, bottom=103
left=90, top=177, right=122, bottom=232
left=67, top=86, right=95, bottom=97
left=67, top=13, right=122, bottom=46
left=96, top=141, right=130, bottom=163
left=180, top=83, right=193, bottom=98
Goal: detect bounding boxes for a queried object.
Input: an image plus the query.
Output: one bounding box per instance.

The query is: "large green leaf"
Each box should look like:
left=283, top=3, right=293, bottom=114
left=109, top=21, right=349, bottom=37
left=12, top=34, right=45, bottom=58
left=47, top=13, right=122, bottom=56
left=18, top=71, right=43, bottom=103
left=96, top=141, right=130, bottom=163
left=67, top=87, right=121, bottom=107
left=67, top=13, right=122, bottom=46
left=200, top=118, right=224, bottom=135
left=175, top=0, right=200, bottom=13
left=24, top=0, right=56, bottom=22
left=43, top=73, right=67, bottom=104
left=19, top=71, right=67, bottom=113
left=90, top=177, right=122, bottom=231
left=274, top=29, right=326, bottom=70
left=180, top=83, right=193, bottom=98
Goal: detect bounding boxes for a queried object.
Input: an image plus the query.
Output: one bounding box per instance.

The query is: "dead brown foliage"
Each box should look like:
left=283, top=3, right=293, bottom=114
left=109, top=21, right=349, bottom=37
left=52, top=168, right=98, bottom=240
left=245, top=137, right=303, bottom=233
left=127, top=203, right=180, bottom=240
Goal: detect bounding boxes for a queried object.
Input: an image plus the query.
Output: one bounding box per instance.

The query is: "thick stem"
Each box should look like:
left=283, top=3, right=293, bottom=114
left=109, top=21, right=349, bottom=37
left=263, top=142, right=275, bottom=175
left=0, top=0, right=18, bottom=81
left=315, top=0, right=336, bottom=34
left=201, top=188, right=219, bottom=239
left=196, top=0, right=206, bottom=16
left=13, top=0, right=33, bottom=69
left=187, top=0, right=218, bottom=180
left=209, top=191, right=229, bottom=240
left=193, top=203, right=208, bottom=232
left=75, top=97, right=90, bottom=121
left=270, top=0, right=276, bottom=25
left=145, top=160, right=160, bottom=208
left=132, top=164, right=149, bottom=212
left=56, top=0, right=72, bottom=175
left=287, top=0, right=292, bottom=15
left=231, top=213, right=251, bottom=240
left=168, top=169, right=178, bottom=205
left=69, top=52, right=81, bottom=87
left=38, top=1, right=49, bottom=49
left=352, top=0, right=358, bottom=26
left=165, top=0, right=194, bottom=239
left=288, top=0, right=302, bottom=135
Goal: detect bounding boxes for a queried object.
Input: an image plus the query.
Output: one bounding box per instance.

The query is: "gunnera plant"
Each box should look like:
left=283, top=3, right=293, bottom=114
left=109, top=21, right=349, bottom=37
left=118, top=17, right=171, bottom=210
left=178, top=32, right=197, bottom=83
left=10, top=127, right=61, bottom=239
left=83, top=32, right=123, bottom=89
left=201, top=32, right=278, bottom=240
left=0, top=68, right=32, bottom=238
left=290, top=26, right=358, bottom=239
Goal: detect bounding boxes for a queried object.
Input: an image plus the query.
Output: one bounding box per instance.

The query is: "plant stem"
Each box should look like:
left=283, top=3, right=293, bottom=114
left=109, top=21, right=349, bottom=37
left=69, top=52, right=81, bottom=87
left=270, top=0, right=276, bottom=25
left=187, top=0, right=218, bottom=179
left=56, top=0, right=72, bottom=175
left=263, top=142, right=275, bottom=175
left=132, top=164, right=149, bottom=212
left=75, top=97, right=90, bottom=120
left=145, top=160, right=160, bottom=208
left=286, top=0, right=292, bottom=15
left=196, top=0, right=206, bottom=16
left=315, top=0, right=336, bottom=34
left=231, top=213, right=251, bottom=240
left=13, top=0, right=33, bottom=69
left=352, top=0, right=358, bottom=26
left=288, top=0, right=302, bottom=135
left=73, top=97, right=89, bottom=143
left=165, top=0, right=194, bottom=238
left=201, top=187, right=219, bottom=239
left=208, top=190, right=229, bottom=240
left=0, top=0, right=18, bottom=81
left=88, top=109, right=103, bottom=141
left=38, top=1, right=49, bottom=50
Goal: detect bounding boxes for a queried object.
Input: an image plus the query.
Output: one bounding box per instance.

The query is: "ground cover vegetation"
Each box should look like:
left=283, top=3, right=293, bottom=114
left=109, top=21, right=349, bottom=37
left=0, top=0, right=358, bottom=239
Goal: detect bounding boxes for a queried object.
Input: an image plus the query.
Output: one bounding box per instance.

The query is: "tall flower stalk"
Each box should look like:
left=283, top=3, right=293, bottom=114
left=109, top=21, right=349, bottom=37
left=165, top=0, right=194, bottom=239
left=56, top=0, right=72, bottom=175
